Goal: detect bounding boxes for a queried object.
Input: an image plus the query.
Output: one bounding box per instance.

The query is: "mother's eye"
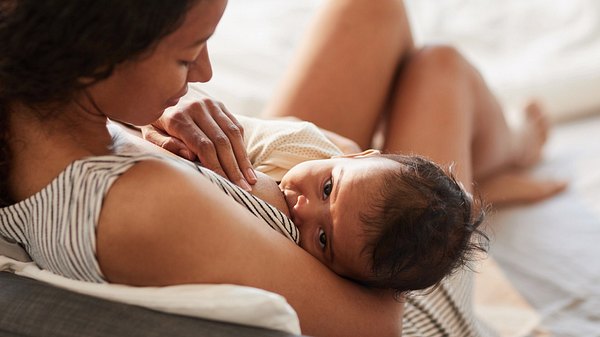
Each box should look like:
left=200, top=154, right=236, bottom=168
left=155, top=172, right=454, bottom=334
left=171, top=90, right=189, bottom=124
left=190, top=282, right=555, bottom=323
left=322, top=178, right=333, bottom=200
left=178, top=60, right=194, bottom=68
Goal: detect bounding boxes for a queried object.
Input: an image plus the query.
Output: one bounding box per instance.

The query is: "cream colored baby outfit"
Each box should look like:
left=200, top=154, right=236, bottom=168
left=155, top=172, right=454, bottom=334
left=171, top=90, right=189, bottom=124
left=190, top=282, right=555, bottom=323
left=237, top=115, right=343, bottom=181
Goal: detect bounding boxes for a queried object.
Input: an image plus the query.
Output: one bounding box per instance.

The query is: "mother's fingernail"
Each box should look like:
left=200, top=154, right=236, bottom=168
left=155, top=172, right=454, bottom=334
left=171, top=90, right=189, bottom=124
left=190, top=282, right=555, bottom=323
left=179, top=149, right=193, bottom=160
left=247, top=168, right=257, bottom=182
left=239, top=179, right=252, bottom=192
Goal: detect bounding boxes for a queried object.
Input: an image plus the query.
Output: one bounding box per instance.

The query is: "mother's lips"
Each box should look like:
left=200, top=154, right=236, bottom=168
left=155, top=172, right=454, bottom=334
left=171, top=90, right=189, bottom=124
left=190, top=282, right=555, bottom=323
left=166, top=86, right=189, bottom=108
left=165, top=97, right=181, bottom=108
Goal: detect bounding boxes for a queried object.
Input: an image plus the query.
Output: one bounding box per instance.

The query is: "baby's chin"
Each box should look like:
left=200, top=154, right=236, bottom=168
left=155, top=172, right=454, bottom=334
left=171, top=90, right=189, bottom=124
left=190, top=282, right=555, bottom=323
left=248, top=171, right=292, bottom=218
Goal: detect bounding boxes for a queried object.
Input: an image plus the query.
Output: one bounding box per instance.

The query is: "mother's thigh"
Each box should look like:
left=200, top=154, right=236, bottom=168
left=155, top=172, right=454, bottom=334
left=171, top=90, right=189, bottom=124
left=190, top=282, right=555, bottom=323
left=263, top=0, right=414, bottom=148
left=384, top=46, right=476, bottom=188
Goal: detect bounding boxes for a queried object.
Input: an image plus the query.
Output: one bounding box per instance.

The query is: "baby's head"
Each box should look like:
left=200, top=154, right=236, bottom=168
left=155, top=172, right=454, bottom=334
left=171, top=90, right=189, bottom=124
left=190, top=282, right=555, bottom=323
left=279, top=151, right=487, bottom=294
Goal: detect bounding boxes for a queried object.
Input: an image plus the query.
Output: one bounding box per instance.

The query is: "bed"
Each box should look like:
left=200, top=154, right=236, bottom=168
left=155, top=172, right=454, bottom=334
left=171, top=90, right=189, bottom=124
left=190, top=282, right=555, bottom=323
left=201, top=1, right=600, bottom=336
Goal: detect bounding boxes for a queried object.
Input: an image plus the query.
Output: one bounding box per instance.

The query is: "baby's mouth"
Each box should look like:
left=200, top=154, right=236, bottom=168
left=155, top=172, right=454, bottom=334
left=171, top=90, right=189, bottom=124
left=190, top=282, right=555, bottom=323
left=282, top=189, right=298, bottom=223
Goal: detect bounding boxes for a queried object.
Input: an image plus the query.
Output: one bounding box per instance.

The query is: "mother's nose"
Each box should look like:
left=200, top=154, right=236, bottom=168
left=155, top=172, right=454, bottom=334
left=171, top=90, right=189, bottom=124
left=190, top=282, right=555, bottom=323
left=187, top=47, right=213, bottom=83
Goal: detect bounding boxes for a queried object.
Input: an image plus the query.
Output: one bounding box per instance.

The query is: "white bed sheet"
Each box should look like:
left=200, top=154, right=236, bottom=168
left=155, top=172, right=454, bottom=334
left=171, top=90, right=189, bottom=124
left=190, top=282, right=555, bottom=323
left=405, top=0, right=600, bottom=123
left=489, top=115, right=600, bottom=336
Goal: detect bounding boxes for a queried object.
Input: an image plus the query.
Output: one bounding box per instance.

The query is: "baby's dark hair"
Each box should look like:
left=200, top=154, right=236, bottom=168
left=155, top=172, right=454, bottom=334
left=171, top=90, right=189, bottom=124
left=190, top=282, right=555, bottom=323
left=0, top=0, right=200, bottom=206
left=359, top=154, right=488, bottom=295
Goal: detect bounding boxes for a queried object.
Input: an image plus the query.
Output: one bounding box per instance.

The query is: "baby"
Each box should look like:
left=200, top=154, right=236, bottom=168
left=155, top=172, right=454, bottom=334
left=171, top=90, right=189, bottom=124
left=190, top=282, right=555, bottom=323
left=238, top=115, right=487, bottom=294
left=114, top=115, right=487, bottom=294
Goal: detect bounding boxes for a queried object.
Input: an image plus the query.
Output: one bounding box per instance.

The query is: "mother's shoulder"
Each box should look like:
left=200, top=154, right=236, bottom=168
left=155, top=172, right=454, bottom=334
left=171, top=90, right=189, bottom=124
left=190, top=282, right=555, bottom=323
left=94, top=155, right=235, bottom=283
left=97, top=153, right=206, bottom=210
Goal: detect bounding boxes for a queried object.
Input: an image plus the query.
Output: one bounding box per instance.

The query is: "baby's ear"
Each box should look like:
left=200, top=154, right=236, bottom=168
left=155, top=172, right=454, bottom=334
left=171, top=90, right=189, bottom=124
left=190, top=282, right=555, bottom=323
left=331, top=149, right=381, bottom=159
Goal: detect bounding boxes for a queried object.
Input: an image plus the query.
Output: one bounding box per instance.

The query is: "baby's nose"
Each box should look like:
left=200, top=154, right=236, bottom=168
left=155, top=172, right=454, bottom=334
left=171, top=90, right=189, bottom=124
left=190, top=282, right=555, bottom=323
left=294, top=195, right=308, bottom=211
left=293, top=194, right=306, bottom=214
left=293, top=195, right=314, bottom=226
left=297, top=195, right=307, bottom=205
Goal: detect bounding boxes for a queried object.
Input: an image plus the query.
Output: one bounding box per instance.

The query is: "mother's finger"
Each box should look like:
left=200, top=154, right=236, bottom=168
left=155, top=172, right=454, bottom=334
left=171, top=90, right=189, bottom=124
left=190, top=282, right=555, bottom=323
left=189, top=100, right=251, bottom=190
left=215, top=102, right=257, bottom=184
left=154, top=106, right=229, bottom=180
left=141, top=125, right=196, bottom=161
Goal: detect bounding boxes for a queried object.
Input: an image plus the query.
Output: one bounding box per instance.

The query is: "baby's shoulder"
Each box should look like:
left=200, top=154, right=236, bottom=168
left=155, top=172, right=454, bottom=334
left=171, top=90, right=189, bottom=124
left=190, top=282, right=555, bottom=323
left=237, top=115, right=324, bottom=141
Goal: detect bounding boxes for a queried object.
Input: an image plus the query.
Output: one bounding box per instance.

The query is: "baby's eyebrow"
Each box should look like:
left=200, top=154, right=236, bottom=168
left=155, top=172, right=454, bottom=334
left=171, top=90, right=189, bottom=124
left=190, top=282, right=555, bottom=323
left=332, top=167, right=344, bottom=204
left=328, top=168, right=343, bottom=264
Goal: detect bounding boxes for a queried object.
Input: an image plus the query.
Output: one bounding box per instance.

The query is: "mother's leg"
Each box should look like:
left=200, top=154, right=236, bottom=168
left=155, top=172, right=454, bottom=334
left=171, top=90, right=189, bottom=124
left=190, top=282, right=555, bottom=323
left=263, top=0, right=414, bottom=149
left=383, top=46, right=566, bottom=201
left=381, top=46, right=478, bottom=188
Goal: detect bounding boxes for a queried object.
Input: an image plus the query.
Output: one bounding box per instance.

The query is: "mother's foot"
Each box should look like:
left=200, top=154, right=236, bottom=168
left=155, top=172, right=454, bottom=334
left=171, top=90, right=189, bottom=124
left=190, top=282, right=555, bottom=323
left=510, top=101, right=550, bottom=169
left=478, top=101, right=567, bottom=207
left=478, top=170, right=567, bottom=208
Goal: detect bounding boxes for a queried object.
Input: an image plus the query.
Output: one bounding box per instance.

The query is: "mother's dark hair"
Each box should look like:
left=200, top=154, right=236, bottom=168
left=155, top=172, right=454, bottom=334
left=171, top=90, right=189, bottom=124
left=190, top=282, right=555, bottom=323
left=0, top=0, right=200, bottom=206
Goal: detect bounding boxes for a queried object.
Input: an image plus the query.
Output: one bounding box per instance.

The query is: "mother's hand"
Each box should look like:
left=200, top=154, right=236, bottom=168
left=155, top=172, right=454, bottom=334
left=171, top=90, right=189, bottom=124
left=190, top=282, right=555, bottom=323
left=142, top=95, right=257, bottom=191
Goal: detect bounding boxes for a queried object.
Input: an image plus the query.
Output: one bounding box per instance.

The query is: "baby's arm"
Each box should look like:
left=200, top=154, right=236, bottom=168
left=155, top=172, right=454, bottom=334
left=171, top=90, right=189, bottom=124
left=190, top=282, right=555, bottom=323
left=259, top=115, right=361, bottom=155
left=318, top=127, right=362, bottom=154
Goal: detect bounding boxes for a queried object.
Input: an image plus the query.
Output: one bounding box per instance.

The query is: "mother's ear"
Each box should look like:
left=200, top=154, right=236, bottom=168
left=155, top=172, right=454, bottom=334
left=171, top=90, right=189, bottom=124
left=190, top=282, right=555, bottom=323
left=331, top=149, right=381, bottom=159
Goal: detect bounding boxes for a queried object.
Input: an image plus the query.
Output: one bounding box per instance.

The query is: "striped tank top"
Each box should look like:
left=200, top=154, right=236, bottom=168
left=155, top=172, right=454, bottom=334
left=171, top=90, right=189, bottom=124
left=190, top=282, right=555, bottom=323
left=0, top=154, right=298, bottom=283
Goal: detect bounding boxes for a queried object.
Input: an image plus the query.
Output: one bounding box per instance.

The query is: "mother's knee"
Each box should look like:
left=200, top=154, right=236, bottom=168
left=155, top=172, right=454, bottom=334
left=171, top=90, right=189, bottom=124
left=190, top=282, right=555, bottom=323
left=334, top=0, right=409, bottom=30
left=410, top=45, right=473, bottom=75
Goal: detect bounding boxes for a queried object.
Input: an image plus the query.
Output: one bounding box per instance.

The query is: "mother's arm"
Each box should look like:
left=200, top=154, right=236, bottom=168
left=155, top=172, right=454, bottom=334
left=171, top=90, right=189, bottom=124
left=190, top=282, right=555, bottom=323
left=95, top=159, right=403, bottom=337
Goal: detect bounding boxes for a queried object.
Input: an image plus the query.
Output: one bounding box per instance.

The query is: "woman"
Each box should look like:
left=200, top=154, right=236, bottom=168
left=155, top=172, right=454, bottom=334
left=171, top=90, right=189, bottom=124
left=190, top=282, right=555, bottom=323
left=0, top=1, right=401, bottom=336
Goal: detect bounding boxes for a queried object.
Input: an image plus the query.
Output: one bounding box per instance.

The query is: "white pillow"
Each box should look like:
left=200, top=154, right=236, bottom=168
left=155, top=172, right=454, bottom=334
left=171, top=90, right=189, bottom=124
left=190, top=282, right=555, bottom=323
left=0, top=256, right=301, bottom=335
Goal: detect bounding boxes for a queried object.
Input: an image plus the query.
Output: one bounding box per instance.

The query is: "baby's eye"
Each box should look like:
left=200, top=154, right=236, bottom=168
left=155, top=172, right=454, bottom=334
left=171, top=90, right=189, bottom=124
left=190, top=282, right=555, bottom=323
left=318, top=228, right=327, bottom=249
left=322, top=178, right=333, bottom=200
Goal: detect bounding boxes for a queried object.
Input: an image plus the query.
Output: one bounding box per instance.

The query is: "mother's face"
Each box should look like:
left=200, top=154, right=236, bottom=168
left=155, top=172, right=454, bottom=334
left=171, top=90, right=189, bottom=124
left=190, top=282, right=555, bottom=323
left=88, top=0, right=228, bottom=126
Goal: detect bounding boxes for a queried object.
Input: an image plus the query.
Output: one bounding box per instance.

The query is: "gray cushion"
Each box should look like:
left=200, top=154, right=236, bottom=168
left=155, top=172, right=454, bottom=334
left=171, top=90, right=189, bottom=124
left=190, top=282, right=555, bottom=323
left=0, top=272, right=304, bottom=337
